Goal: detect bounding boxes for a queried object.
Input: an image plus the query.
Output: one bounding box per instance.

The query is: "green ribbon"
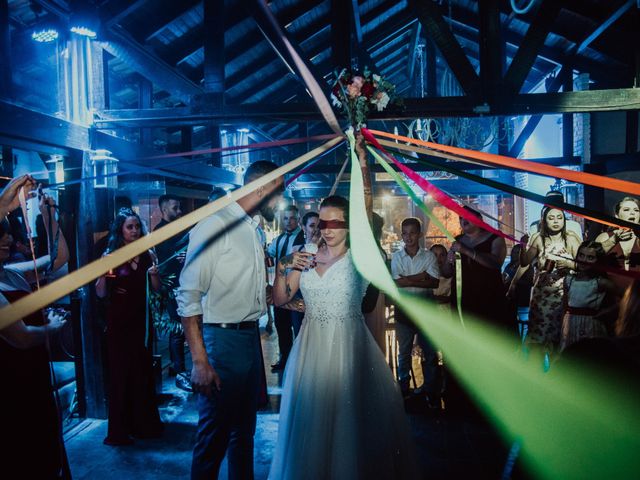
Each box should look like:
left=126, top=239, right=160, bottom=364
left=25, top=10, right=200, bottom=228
left=367, top=145, right=464, bottom=328
left=346, top=131, right=640, bottom=480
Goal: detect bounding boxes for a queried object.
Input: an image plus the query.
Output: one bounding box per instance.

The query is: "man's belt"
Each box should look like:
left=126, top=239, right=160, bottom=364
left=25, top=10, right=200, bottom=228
left=207, top=321, right=258, bottom=330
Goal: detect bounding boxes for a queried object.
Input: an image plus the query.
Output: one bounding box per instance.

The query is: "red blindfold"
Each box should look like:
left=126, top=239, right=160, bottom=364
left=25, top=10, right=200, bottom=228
left=318, top=220, right=348, bottom=230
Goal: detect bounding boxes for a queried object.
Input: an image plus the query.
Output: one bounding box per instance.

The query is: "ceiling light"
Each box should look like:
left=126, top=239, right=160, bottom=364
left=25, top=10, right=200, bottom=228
left=70, top=26, right=97, bottom=38
left=32, top=29, right=59, bottom=42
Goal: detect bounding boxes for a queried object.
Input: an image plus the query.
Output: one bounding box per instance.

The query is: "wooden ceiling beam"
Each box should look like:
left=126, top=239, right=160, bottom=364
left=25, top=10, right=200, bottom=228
left=94, top=87, right=640, bottom=128
left=134, top=0, right=202, bottom=42
left=502, top=0, right=561, bottom=96
left=101, top=0, right=152, bottom=29
left=0, top=100, right=239, bottom=185
left=408, top=0, right=481, bottom=99
left=446, top=5, right=630, bottom=87
left=478, top=0, right=504, bottom=104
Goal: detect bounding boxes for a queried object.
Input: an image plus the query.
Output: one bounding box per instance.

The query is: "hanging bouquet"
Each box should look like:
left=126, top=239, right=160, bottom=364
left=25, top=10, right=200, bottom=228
left=330, top=67, right=401, bottom=129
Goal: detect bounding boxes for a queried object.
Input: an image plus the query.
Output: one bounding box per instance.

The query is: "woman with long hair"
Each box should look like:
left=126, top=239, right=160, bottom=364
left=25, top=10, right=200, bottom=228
left=269, top=134, right=418, bottom=479
left=520, top=207, right=581, bottom=366
left=96, top=208, right=163, bottom=445
left=595, top=196, right=640, bottom=289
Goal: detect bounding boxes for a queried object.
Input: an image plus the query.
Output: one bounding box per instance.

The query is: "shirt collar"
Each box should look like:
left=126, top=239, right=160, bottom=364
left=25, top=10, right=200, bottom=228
left=227, top=201, right=259, bottom=230
left=400, top=247, right=425, bottom=259
left=284, top=226, right=301, bottom=237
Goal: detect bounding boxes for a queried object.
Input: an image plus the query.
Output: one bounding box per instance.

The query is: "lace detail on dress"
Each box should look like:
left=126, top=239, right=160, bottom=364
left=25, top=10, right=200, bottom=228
left=300, top=251, right=368, bottom=327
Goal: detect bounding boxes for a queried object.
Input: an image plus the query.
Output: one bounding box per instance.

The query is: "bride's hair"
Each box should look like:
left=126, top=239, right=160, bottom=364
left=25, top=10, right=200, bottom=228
left=320, top=195, right=349, bottom=223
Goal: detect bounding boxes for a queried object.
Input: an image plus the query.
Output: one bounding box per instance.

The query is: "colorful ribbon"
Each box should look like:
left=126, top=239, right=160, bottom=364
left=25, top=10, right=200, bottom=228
left=379, top=139, right=640, bottom=234
left=348, top=132, right=640, bottom=480
left=368, top=146, right=465, bottom=326
left=362, top=128, right=521, bottom=244
left=141, top=133, right=341, bottom=160
left=255, top=2, right=342, bottom=135
left=0, top=137, right=344, bottom=330
left=369, top=129, right=640, bottom=197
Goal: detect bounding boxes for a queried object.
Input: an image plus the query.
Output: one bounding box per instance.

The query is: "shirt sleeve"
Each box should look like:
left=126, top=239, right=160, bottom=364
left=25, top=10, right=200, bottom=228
left=424, top=250, right=440, bottom=279
left=176, top=216, right=225, bottom=318
left=391, top=252, right=401, bottom=279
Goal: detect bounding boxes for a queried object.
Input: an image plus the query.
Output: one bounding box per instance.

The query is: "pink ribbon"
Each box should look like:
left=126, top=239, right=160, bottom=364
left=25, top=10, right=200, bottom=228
left=361, top=128, right=521, bottom=244
left=285, top=155, right=323, bottom=186
left=140, top=134, right=341, bottom=160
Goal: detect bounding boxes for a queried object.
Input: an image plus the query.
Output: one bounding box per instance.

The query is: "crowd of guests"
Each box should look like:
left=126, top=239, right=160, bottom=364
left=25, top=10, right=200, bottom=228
left=1, top=167, right=639, bottom=478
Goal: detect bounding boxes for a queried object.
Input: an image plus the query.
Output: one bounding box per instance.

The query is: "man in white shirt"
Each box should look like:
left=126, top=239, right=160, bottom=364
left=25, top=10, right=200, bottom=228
left=391, top=217, right=440, bottom=401
left=177, top=161, right=283, bottom=480
left=266, top=204, right=305, bottom=370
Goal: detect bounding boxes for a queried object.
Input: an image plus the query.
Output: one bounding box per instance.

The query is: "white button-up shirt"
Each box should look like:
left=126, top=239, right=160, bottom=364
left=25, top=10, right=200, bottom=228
left=267, top=226, right=303, bottom=261
left=391, top=247, right=440, bottom=296
left=176, top=202, right=266, bottom=324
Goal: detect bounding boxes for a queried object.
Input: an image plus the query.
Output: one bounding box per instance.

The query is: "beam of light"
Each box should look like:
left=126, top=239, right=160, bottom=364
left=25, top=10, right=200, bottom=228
left=345, top=130, right=640, bottom=480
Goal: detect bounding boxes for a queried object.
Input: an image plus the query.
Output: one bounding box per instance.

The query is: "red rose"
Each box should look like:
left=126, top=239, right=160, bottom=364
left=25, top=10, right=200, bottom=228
left=361, top=82, right=375, bottom=99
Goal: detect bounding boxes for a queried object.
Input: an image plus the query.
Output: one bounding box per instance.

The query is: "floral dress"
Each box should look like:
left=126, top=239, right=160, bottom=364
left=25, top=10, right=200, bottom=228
left=526, top=241, right=572, bottom=350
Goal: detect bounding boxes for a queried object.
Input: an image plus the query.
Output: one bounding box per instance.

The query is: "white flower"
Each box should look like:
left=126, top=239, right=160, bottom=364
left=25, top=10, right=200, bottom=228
left=375, top=92, right=390, bottom=111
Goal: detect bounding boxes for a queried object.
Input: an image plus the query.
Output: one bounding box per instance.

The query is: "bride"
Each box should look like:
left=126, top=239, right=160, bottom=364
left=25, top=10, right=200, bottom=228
left=269, top=193, right=419, bottom=479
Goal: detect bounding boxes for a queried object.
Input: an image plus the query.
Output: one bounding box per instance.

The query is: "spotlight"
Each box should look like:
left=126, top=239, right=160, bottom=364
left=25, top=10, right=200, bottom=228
left=70, top=26, right=97, bottom=38
left=237, top=128, right=250, bottom=133
left=32, top=28, right=59, bottom=42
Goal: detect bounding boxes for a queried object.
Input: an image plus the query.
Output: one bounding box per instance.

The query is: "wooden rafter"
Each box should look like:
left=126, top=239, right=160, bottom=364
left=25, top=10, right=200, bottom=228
left=408, top=0, right=481, bottom=99
left=502, top=0, right=562, bottom=96
left=93, top=87, right=640, bottom=129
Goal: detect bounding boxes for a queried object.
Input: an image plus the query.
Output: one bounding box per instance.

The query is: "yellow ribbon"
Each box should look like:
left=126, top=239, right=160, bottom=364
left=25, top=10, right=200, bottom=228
left=0, top=137, right=344, bottom=329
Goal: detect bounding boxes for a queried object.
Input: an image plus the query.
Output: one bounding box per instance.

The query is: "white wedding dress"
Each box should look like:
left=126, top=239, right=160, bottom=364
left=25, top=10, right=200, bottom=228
left=269, top=251, right=419, bottom=480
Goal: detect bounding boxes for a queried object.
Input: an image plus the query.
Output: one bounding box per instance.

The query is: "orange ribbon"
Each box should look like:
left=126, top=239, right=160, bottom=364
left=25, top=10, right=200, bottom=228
left=369, top=129, right=640, bottom=196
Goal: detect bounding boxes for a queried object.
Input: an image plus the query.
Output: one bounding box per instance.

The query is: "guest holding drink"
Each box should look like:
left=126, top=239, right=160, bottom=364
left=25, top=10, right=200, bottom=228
left=519, top=207, right=580, bottom=368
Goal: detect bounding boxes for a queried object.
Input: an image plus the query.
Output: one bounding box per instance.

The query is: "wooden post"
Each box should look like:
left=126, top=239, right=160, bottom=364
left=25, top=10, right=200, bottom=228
left=77, top=148, right=107, bottom=419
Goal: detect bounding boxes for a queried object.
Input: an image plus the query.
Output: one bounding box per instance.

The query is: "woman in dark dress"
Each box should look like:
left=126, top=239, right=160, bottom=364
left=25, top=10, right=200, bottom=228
left=440, top=207, right=508, bottom=414
left=442, top=207, right=508, bottom=329
left=96, top=208, right=163, bottom=445
left=0, top=179, right=71, bottom=479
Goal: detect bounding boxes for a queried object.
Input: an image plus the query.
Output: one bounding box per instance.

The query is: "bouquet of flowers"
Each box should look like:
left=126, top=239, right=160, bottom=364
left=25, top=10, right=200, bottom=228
left=330, top=67, right=401, bottom=129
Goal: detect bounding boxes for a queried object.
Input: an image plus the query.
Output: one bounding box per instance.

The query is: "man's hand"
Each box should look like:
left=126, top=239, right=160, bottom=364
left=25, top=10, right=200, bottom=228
left=191, top=361, right=221, bottom=397
left=395, top=276, right=411, bottom=288
left=45, top=310, right=67, bottom=333
left=0, top=174, right=36, bottom=216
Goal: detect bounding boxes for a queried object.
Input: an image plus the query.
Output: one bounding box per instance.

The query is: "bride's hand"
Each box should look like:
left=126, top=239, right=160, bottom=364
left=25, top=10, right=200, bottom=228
left=279, top=252, right=315, bottom=272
